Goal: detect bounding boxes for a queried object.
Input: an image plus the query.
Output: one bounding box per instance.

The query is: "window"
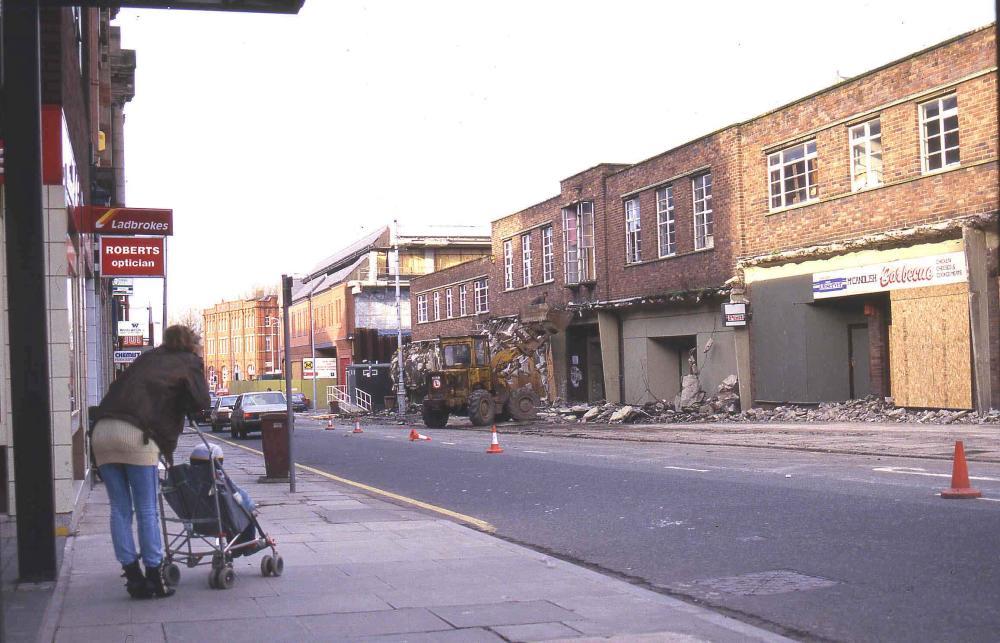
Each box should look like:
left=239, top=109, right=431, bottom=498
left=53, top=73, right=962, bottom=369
left=693, top=173, right=714, bottom=250
left=850, top=118, right=883, bottom=191
left=474, top=278, right=489, bottom=313
left=625, top=198, right=641, bottom=264
left=264, top=336, right=272, bottom=352
left=503, top=239, right=514, bottom=290
left=521, top=234, right=532, bottom=286
left=446, top=288, right=454, bottom=318
left=921, top=94, right=959, bottom=172
left=768, top=141, right=817, bottom=209
left=459, top=284, right=468, bottom=316
left=473, top=338, right=488, bottom=366
left=433, top=291, right=440, bottom=321
left=656, top=185, right=676, bottom=257
left=562, top=201, right=596, bottom=284
left=444, top=343, right=471, bottom=367
left=417, top=294, right=428, bottom=323
left=541, top=226, right=555, bottom=282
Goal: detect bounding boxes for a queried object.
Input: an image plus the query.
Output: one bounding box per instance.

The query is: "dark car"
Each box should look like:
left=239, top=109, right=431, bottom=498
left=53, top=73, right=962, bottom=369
left=230, top=391, right=287, bottom=439
left=290, top=392, right=310, bottom=412
left=195, top=394, right=218, bottom=425
left=210, top=395, right=239, bottom=433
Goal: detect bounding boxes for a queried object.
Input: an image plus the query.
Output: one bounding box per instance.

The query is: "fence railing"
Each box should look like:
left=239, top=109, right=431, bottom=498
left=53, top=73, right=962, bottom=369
left=354, top=388, right=372, bottom=413
left=326, top=384, right=372, bottom=413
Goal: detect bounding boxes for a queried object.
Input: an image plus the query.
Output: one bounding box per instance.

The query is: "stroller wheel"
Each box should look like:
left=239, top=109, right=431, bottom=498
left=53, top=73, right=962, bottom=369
left=218, top=566, right=236, bottom=589
left=208, top=568, right=219, bottom=589
left=164, top=563, right=181, bottom=587
left=260, top=555, right=274, bottom=577
left=272, top=555, right=284, bottom=577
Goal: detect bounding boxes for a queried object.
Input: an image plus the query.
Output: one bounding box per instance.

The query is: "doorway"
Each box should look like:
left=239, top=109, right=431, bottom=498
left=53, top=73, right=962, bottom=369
left=848, top=323, right=871, bottom=399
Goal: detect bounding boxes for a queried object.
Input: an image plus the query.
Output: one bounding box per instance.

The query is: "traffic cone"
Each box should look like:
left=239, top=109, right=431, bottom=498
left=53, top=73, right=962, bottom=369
left=486, top=425, right=503, bottom=454
left=941, top=441, right=981, bottom=499
left=325, top=418, right=335, bottom=431
left=352, top=421, right=363, bottom=434
left=409, top=428, right=431, bottom=441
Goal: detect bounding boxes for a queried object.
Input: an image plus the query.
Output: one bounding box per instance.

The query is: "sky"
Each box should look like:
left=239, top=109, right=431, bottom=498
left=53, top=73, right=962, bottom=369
left=115, top=0, right=996, bottom=323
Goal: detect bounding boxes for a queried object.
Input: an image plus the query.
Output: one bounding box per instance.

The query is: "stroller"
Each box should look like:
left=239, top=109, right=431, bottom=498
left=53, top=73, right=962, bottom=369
left=157, top=422, right=282, bottom=590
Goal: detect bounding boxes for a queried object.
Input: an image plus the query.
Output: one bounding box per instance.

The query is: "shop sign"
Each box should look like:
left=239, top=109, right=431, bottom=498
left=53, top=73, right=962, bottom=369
left=85, top=206, right=173, bottom=235
left=315, top=358, right=337, bottom=378
left=114, top=350, right=142, bottom=364
left=117, top=320, right=144, bottom=337
left=302, top=358, right=316, bottom=379
left=722, top=302, right=748, bottom=327
left=120, top=335, right=145, bottom=348
left=112, top=278, right=134, bottom=296
left=812, top=251, right=967, bottom=300
left=100, top=237, right=165, bottom=277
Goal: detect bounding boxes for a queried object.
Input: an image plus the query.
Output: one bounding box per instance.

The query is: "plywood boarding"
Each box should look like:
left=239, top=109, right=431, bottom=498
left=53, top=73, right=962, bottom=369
left=889, top=283, right=972, bottom=409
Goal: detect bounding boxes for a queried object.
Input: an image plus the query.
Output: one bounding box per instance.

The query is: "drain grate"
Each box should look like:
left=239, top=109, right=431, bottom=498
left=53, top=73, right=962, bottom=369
left=677, top=570, right=838, bottom=597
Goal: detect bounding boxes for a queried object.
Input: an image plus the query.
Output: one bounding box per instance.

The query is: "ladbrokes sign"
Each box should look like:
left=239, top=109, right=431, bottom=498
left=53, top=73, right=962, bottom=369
left=83, top=206, right=173, bottom=236
left=812, top=251, right=967, bottom=300
left=100, top=238, right=165, bottom=277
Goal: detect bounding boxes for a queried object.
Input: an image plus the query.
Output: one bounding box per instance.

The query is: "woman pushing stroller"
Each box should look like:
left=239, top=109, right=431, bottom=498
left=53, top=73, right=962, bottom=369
left=91, top=324, right=210, bottom=599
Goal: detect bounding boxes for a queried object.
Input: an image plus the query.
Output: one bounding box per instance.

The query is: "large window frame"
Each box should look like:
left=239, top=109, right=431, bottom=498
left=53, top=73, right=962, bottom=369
left=562, top=201, right=596, bottom=284
left=541, top=226, right=555, bottom=282
left=446, top=288, right=453, bottom=318
left=416, top=294, right=428, bottom=323
left=474, top=278, right=489, bottom=314
left=503, top=239, right=514, bottom=290
left=432, top=291, right=440, bottom=321
left=920, top=94, right=960, bottom=173
left=768, top=140, right=817, bottom=210
left=693, top=173, right=714, bottom=250
left=850, top=118, right=883, bottom=191
left=625, top=198, right=641, bottom=264
left=656, top=185, right=676, bottom=257
left=521, top=234, right=533, bottom=287
left=459, top=284, right=468, bottom=316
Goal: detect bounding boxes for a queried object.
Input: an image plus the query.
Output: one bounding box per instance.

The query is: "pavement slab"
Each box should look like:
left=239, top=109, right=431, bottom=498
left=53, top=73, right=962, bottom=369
left=40, top=431, right=792, bottom=642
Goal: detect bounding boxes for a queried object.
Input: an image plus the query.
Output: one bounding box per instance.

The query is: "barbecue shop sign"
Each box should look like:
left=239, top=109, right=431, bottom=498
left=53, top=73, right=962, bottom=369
left=812, top=251, right=967, bottom=299
left=100, top=237, right=165, bottom=277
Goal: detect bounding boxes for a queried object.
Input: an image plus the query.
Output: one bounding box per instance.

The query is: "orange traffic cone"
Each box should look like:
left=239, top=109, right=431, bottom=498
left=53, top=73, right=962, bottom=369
left=486, top=425, right=503, bottom=454
left=352, top=421, right=363, bottom=434
left=941, top=441, right=981, bottom=499
left=325, top=418, right=335, bottom=431
left=409, top=428, right=431, bottom=441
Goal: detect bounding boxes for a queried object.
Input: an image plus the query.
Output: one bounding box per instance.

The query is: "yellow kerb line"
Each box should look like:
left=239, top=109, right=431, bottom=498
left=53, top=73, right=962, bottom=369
left=202, top=433, right=496, bottom=533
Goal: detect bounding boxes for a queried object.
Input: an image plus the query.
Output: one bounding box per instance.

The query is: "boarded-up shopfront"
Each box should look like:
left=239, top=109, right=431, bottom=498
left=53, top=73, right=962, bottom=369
left=748, top=239, right=974, bottom=409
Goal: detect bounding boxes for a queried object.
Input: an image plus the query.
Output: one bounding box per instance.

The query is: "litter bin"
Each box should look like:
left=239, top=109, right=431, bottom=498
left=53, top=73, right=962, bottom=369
left=260, top=412, right=290, bottom=479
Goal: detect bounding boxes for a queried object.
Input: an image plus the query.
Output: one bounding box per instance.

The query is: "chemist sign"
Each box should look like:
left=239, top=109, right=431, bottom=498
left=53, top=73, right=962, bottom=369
left=100, top=237, right=165, bottom=277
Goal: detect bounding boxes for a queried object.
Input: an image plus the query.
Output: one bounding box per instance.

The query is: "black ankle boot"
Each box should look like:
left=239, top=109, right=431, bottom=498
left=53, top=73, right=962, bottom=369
left=145, top=563, right=176, bottom=598
left=121, top=561, right=151, bottom=599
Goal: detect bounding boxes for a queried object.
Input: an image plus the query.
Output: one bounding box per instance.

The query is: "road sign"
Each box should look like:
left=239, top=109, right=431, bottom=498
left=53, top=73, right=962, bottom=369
left=117, top=320, right=144, bottom=337
left=100, top=237, right=165, bottom=277
left=113, top=350, right=142, bottom=364
left=302, top=358, right=316, bottom=379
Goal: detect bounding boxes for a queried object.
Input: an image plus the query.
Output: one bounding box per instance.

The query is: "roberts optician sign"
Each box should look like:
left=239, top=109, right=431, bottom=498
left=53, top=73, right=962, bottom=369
left=100, top=237, right=166, bottom=277
left=812, top=251, right=968, bottom=299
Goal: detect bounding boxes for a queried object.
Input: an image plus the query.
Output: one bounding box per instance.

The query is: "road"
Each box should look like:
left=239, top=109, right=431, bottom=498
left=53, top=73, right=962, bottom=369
left=225, top=417, right=1000, bottom=642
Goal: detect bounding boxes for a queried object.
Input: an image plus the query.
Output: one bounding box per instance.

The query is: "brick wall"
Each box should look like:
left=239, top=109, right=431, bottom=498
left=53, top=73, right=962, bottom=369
left=604, top=127, right=742, bottom=298
left=410, top=257, right=493, bottom=340
left=740, top=26, right=998, bottom=259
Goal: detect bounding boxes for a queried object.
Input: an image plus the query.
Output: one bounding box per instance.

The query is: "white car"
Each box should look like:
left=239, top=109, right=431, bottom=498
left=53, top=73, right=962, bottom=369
left=229, top=392, right=287, bottom=439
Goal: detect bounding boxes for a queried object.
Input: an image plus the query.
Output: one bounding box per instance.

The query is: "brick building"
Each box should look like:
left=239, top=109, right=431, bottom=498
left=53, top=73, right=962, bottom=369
left=202, top=295, right=279, bottom=390
left=287, top=225, right=491, bottom=390
left=411, top=23, right=999, bottom=412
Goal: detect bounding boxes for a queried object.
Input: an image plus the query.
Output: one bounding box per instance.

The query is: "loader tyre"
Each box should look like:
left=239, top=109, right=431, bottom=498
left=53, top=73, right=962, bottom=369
left=467, top=389, right=496, bottom=426
left=507, top=387, right=539, bottom=421
left=422, top=406, right=449, bottom=428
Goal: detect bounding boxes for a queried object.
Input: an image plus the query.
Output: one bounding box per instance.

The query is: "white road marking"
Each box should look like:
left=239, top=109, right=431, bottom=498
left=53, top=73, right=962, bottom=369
left=978, top=497, right=1000, bottom=502
left=664, top=466, right=710, bottom=473
left=524, top=450, right=548, bottom=454
left=441, top=442, right=456, bottom=445
left=873, top=466, right=1000, bottom=482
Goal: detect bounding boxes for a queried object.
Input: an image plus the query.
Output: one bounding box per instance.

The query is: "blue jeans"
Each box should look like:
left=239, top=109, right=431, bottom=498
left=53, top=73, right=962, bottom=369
left=99, top=464, right=164, bottom=568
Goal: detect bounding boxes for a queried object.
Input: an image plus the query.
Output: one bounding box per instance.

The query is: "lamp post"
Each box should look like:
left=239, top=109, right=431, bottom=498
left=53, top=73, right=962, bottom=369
left=392, top=219, right=406, bottom=417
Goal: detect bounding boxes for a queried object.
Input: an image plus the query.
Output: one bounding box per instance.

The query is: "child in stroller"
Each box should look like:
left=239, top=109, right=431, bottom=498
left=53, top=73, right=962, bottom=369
left=159, top=435, right=283, bottom=590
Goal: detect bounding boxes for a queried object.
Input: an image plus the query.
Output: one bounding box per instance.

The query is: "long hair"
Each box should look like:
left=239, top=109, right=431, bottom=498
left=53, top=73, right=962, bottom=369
left=162, top=324, right=200, bottom=353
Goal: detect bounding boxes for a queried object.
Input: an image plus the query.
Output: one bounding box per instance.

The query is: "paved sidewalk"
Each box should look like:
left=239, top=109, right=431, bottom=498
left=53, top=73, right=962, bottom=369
left=495, top=420, right=1000, bottom=462
left=43, top=432, right=789, bottom=643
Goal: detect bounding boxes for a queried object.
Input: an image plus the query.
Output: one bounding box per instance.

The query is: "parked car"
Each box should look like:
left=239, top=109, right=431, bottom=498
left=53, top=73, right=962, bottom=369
left=230, top=391, right=287, bottom=439
left=194, top=394, right=218, bottom=425
left=210, top=394, right=240, bottom=433
left=290, top=392, right=310, bottom=412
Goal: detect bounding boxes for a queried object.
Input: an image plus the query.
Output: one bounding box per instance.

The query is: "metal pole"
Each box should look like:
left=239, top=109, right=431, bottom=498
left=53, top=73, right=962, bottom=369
left=393, top=220, right=407, bottom=416
left=281, top=275, right=296, bottom=493
left=309, top=292, right=316, bottom=411
left=161, top=237, right=168, bottom=340
left=2, top=0, right=57, bottom=582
